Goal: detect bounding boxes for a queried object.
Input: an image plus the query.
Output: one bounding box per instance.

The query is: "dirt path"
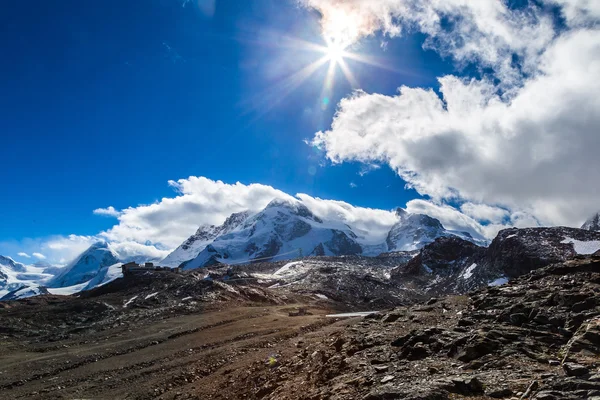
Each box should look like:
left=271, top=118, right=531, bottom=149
left=0, top=304, right=348, bottom=399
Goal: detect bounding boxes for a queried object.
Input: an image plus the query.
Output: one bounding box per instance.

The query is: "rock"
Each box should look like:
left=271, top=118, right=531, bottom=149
left=520, top=380, right=539, bottom=399
left=382, top=313, right=402, bottom=323
left=509, top=313, right=528, bottom=325
left=331, top=337, right=345, bottom=352
left=562, top=362, right=589, bottom=377
left=380, top=375, right=395, bottom=384
left=364, top=388, right=449, bottom=400
left=487, top=388, right=513, bottom=398
left=436, top=376, right=484, bottom=395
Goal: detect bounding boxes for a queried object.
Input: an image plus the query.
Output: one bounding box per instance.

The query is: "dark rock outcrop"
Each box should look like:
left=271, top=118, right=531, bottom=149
left=391, top=227, right=600, bottom=295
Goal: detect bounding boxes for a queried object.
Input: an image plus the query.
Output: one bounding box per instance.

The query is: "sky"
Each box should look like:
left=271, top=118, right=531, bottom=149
left=1, top=0, right=598, bottom=265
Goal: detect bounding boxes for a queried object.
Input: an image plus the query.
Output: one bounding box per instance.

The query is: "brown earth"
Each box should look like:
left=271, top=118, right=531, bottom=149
left=0, top=300, right=349, bottom=399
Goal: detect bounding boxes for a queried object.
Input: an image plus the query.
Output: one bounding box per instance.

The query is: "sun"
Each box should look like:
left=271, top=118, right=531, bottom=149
left=325, top=39, right=346, bottom=63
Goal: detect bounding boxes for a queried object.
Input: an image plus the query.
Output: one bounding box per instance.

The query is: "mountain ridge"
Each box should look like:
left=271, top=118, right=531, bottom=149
left=169, top=201, right=485, bottom=270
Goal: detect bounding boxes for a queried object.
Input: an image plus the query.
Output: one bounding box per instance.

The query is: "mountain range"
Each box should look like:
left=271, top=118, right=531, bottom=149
left=165, top=199, right=487, bottom=270
left=1, top=202, right=598, bottom=301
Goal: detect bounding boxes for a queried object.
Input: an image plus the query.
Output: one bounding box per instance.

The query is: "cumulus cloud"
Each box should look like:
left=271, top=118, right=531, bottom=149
left=93, top=206, right=121, bottom=218
left=17, top=252, right=30, bottom=258
left=32, top=252, right=46, bottom=260
left=99, top=177, right=296, bottom=249
left=460, top=203, right=509, bottom=225
left=108, top=241, right=171, bottom=262
left=306, top=0, right=600, bottom=228
left=296, top=193, right=399, bottom=243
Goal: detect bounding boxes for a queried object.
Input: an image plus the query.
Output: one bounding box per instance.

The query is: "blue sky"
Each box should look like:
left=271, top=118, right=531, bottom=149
left=2, top=0, right=598, bottom=263
left=1, top=0, right=451, bottom=240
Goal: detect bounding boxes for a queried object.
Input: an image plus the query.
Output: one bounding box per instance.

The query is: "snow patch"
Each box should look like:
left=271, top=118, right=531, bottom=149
left=124, top=295, right=138, bottom=307
left=561, top=237, right=600, bottom=255
left=489, top=277, right=509, bottom=287
left=326, top=311, right=378, bottom=318
left=314, top=293, right=329, bottom=300
left=145, top=292, right=159, bottom=300
left=47, top=282, right=90, bottom=296
left=273, top=261, right=303, bottom=276
left=460, top=263, right=477, bottom=280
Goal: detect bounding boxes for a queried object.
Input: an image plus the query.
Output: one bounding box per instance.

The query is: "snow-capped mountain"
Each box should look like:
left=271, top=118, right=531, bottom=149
left=386, top=208, right=487, bottom=251
left=161, top=211, right=250, bottom=267
left=0, top=256, right=54, bottom=299
left=182, top=199, right=363, bottom=270
left=173, top=202, right=486, bottom=270
left=47, top=242, right=121, bottom=288
left=582, top=212, right=600, bottom=231
left=386, top=208, right=450, bottom=251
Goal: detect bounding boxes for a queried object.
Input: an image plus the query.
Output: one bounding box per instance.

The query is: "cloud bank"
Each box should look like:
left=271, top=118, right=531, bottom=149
left=3, top=175, right=566, bottom=265
left=303, top=0, right=600, bottom=227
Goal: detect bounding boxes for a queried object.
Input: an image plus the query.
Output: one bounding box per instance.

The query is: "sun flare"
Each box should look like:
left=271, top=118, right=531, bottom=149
left=325, top=39, right=346, bottom=63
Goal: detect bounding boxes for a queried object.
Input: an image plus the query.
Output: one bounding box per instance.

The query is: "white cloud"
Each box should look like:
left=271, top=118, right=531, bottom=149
left=300, top=0, right=556, bottom=85
left=17, top=252, right=30, bottom=258
left=99, top=177, right=296, bottom=249
left=358, top=163, right=381, bottom=176
left=93, top=206, right=121, bottom=218
left=306, top=0, right=600, bottom=228
left=406, top=199, right=539, bottom=239
left=22, top=235, right=98, bottom=266
left=296, top=193, right=399, bottom=243
left=108, top=241, right=171, bottom=262
left=350, top=182, right=358, bottom=188
left=460, top=203, right=509, bottom=224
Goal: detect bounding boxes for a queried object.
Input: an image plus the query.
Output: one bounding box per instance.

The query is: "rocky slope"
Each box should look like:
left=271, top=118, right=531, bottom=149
left=392, top=226, right=600, bottom=296
left=231, top=256, right=600, bottom=400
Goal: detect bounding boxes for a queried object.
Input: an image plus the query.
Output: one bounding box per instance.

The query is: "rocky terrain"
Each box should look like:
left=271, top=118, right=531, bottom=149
left=1, top=227, right=599, bottom=399
left=229, top=255, right=600, bottom=400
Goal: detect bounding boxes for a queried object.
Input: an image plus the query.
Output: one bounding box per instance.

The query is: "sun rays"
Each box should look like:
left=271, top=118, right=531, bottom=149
left=237, top=14, right=394, bottom=123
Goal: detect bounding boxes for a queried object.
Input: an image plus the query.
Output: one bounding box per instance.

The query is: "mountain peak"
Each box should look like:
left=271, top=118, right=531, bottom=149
left=386, top=212, right=449, bottom=252
left=395, top=207, right=408, bottom=218
left=265, top=198, right=300, bottom=210
left=161, top=210, right=251, bottom=268
left=48, top=242, right=120, bottom=288
left=582, top=212, right=600, bottom=231
left=264, top=198, right=321, bottom=222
